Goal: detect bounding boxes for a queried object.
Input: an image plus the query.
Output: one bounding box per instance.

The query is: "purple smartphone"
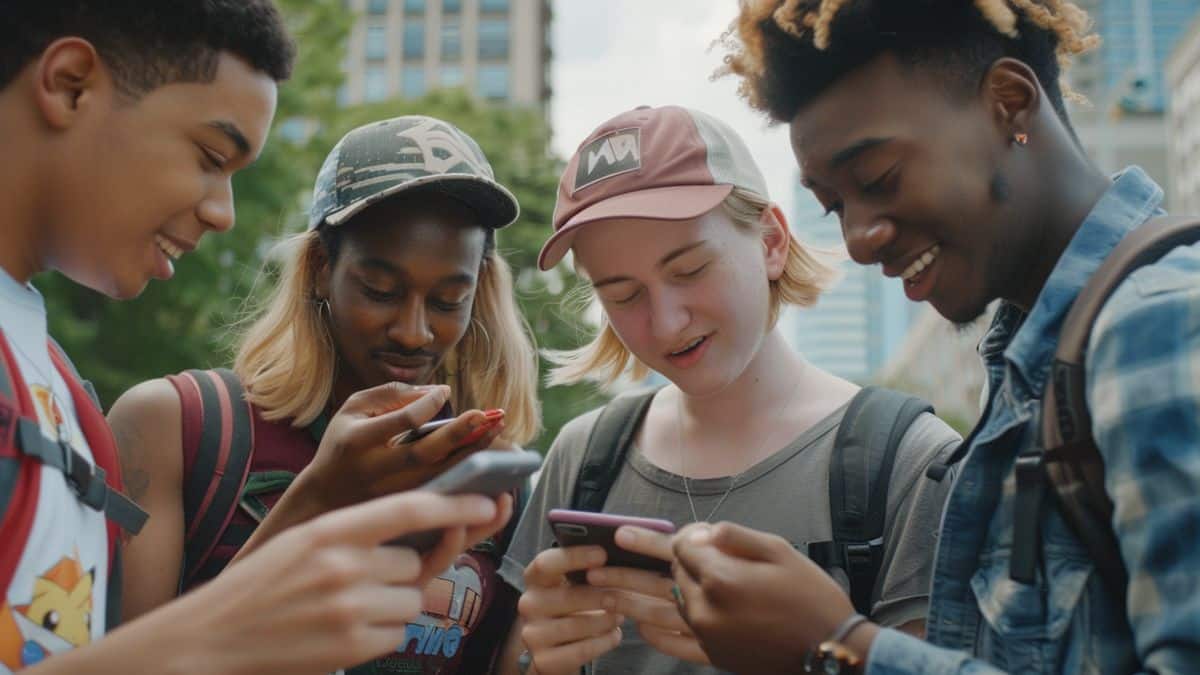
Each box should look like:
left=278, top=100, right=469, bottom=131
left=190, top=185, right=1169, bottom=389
left=547, top=509, right=677, bottom=583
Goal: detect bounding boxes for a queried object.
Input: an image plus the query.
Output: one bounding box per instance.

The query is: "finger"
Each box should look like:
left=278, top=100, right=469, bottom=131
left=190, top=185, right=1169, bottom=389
left=672, top=532, right=731, bottom=583
left=418, top=526, right=468, bottom=586
left=671, top=559, right=706, bottom=623
left=637, top=625, right=711, bottom=665
left=307, top=492, right=498, bottom=548
left=409, top=409, right=505, bottom=464
left=706, top=521, right=791, bottom=562
left=528, top=626, right=622, bottom=675
left=521, top=611, right=624, bottom=650
left=462, top=494, right=513, bottom=549
left=362, top=544, right=423, bottom=585
left=352, top=388, right=453, bottom=447
left=586, top=566, right=674, bottom=600
left=339, top=583, right=425, bottom=626
left=524, top=546, right=607, bottom=588
left=614, top=526, right=675, bottom=562
left=344, top=382, right=448, bottom=419
left=518, top=583, right=616, bottom=620
left=604, top=590, right=688, bottom=633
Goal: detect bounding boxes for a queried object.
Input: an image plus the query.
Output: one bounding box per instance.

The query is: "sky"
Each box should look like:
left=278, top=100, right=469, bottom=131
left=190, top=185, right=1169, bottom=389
left=548, top=0, right=803, bottom=221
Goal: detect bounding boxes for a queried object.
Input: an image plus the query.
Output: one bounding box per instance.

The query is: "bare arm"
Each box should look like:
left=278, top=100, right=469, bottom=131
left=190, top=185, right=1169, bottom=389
left=107, top=378, right=186, bottom=621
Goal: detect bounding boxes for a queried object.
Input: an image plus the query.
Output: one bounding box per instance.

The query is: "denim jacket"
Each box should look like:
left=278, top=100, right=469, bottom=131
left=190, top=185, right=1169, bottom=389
left=867, top=167, right=1200, bottom=674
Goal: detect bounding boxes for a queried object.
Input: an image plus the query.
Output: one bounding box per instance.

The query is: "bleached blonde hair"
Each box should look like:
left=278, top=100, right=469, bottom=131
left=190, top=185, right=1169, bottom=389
left=233, top=228, right=541, bottom=445
left=545, top=187, right=839, bottom=388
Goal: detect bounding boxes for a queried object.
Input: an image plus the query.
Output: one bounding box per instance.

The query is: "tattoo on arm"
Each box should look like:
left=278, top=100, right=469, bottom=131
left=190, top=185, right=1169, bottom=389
left=112, top=421, right=152, bottom=503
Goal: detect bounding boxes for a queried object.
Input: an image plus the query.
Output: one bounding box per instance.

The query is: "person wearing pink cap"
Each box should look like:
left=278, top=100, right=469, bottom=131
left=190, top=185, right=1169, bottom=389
left=494, top=105, right=962, bottom=675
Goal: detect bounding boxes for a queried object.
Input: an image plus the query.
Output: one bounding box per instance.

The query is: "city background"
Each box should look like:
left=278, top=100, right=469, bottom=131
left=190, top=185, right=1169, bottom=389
left=38, top=0, right=1200, bottom=445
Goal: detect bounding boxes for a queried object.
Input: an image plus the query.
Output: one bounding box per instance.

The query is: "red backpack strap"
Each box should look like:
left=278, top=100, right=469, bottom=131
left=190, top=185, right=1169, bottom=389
left=0, top=332, right=41, bottom=602
left=167, top=369, right=255, bottom=588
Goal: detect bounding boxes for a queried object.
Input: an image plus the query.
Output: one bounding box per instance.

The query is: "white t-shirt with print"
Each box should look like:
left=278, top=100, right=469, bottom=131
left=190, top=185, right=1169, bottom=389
left=0, top=269, right=107, bottom=672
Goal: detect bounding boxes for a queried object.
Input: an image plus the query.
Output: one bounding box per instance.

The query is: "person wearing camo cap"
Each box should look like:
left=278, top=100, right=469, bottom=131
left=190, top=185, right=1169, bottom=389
left=108, top=115, right=541, bottom=674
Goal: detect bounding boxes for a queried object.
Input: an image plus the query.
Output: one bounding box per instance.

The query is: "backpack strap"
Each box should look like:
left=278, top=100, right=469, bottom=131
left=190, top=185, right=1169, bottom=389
left=168, top=368, right=255, bottom=589
left=1010, top=215, right=1200, bottom=601
left=808, top=386, right=933, bottom=616
left=569, top=389, right=660, bottom=512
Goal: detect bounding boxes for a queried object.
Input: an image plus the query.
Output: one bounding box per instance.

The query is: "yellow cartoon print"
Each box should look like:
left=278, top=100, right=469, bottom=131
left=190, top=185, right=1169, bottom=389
left=0, top=552, right=93, bottom=670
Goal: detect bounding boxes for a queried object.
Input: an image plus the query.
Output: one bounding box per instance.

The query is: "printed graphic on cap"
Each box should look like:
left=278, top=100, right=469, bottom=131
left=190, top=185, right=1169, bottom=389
left=573, top=128, right=641, bottom=193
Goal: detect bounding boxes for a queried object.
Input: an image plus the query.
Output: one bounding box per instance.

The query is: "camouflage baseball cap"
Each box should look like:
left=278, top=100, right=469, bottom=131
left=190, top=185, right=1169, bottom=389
left=308, top=115, right=519, bottom=231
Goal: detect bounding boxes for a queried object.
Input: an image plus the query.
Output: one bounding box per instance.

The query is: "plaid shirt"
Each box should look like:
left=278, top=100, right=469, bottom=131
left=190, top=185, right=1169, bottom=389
left=867, top=167, right=1200, bottom=674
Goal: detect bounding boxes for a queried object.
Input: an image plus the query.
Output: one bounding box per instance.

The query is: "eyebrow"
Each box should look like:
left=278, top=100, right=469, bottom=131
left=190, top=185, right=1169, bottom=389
left=829, top=137, right=893, bottom=169
left=592, top=240, right=709, bottom=289
left=206, top=120, right=251, bottom=158
left=359, top=257, right=476, bottom=286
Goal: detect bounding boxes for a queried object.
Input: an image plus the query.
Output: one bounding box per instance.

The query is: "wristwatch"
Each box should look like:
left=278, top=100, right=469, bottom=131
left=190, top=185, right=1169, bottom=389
left=803, top=640, right=864, bottom=675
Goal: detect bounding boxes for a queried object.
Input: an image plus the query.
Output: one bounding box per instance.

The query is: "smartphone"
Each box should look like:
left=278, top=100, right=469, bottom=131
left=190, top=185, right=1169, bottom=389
left=392, top=408, right=504, bottom=446
left=547, top=509, right=677, bottom=583
left=387, top=449, right=542, bottom=552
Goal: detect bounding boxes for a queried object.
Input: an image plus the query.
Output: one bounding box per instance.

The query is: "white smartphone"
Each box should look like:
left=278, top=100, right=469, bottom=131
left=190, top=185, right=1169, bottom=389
left=387, top=450, right=542, bottom=552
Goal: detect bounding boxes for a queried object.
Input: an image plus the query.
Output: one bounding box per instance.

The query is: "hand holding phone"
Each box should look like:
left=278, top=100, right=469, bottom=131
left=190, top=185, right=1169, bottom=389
left=548, top=509, right=677, bottom=583
left=386, top=449, right=541, bottom=552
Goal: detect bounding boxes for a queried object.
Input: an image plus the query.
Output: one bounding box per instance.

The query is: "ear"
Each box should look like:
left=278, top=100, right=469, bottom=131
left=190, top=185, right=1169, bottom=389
left=313, top=240, right=333, bottom=301
left=982, top=58, right=1040, bottom=144
left=760, top=203, right=790, bottom=281
left=32, top=38, right=109, bottom=130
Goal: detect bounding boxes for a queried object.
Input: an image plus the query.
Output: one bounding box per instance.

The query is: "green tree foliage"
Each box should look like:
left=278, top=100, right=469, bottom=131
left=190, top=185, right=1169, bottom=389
left=38, top=0, right=603, bottom=449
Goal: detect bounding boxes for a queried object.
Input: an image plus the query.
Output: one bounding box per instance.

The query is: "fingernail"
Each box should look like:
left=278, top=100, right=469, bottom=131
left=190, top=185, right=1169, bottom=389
left=615, top=528, right=636, bottom=547
left=484, top=408, right=504, bottom=418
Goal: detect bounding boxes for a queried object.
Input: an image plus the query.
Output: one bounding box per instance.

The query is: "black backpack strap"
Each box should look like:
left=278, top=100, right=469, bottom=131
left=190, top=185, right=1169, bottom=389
left=179, top=368, right=255, bottom=589
left=808, top=386, right=933, bottom=616
left=569, top=389, right=660, bottom=512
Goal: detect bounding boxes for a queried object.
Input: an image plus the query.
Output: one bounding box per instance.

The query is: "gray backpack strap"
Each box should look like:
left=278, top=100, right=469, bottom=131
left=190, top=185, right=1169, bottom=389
left=569, top=389, right=660, bottom=513
left=1011, top=215, right=1200, bottom=602
left=808, top=386, right=933, bottom=616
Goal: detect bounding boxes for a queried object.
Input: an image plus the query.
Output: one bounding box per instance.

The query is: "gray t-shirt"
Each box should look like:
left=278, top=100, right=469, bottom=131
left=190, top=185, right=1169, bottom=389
left=500, top=392, right=961, bottom=675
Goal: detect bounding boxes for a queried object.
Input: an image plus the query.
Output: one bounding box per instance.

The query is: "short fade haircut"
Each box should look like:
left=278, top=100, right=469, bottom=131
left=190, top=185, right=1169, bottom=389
left=1, top=1, right=296, bottom=95
left=721, top=0, right=1099, bottom=127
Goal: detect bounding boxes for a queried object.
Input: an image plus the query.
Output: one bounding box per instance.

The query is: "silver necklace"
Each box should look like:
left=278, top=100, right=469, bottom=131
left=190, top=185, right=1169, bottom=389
left=675, top=375, right=806, bottom=524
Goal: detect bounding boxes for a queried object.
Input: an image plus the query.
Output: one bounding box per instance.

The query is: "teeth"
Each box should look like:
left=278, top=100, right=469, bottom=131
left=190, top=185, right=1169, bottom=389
left=671, top=336, right=704, bottom=356
left=901, top=245, right=940, bottom=281
left=155, top=234, right=183, bottom=260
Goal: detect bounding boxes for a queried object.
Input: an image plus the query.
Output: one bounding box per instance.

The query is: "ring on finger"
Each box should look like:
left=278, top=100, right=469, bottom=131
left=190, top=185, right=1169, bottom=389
left=670, top=583, right=685, bottom=610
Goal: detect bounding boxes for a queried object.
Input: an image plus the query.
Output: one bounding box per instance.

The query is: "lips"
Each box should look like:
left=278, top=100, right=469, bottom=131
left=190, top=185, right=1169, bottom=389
left=374, top=353, right=433, bottom=383
left=664, top=333, right=712, bottom=370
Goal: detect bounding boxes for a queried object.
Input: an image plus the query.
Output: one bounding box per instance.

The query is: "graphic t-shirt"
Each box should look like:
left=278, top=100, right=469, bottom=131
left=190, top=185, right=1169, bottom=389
left=0, top=270, right=108, bottom=672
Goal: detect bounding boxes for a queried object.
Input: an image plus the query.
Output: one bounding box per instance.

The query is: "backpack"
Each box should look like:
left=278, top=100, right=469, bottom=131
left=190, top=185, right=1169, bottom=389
left=171, top=368, right=528, bottom=589
left=570, top=385, right=934, bottom=615
left=0, top=332, right=148, bottom=632
left=1008, top=215, right=1200, bottom=605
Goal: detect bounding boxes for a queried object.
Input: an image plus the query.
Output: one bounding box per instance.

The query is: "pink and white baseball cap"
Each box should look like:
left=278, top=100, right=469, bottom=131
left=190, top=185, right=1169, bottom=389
left=537, top=105, right=769, bottom=271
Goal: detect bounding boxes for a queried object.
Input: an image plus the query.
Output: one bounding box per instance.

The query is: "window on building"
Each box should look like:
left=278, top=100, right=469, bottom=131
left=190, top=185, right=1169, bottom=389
left=440, top=64, right=464, bottom=88
left=477, top=64, right=508, bottom=100
left=403, top=21, right=425, bottom=58
left=443, top=0, right=462, bottom=13
left=480, top=0, right=508, bottom=12
left=478, top=19, right=509, bottom=60
left=367, top=0, right=389, bottom=15
left=366, top=25, right=388, bottom=61
left=404, top=0, right=424, bottom=13
left=365, top=66, right=388, bottom=102
left=441, top=18, right=461, bottom=62
left=403, top=65, right=426, bottom=99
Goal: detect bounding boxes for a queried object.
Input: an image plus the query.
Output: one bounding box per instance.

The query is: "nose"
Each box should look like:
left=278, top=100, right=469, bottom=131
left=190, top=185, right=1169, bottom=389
left=648, top=285, right=691, bottom=346
left=842, top=208, right=897, bottom=265
left=197, top=178, right=235, bottom=233
left=388, top=297, right=435, bottom=350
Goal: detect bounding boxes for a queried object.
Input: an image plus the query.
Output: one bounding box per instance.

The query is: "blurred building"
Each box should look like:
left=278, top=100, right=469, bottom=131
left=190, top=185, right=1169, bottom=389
left=785, top=184, right=913, bottom=383
left=340, top=0, right=552, bottom=110
left=1069, top=0, right=1200, bottom=190
left=1166, top=12, right=1200, bottom=213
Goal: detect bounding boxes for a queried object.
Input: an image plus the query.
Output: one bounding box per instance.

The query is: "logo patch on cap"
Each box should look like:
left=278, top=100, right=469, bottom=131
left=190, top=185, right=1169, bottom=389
left=573, top=128, right=641, bottom=192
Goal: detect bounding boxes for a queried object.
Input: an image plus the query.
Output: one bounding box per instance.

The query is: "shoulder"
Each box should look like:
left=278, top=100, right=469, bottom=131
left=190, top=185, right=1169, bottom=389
left=107, top=377, right=185, bottom=497
left=1093, top=240, right=1200, bottom=341
left=108, top=377, right=182, bottom=432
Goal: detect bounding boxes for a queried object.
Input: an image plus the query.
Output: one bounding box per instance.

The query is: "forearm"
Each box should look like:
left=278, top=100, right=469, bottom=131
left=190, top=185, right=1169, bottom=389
left=864, top=627, right=1004, bottom=675
left=229, top=470, right=327, bottom=564
left=496, top=617, right=526, bottom=675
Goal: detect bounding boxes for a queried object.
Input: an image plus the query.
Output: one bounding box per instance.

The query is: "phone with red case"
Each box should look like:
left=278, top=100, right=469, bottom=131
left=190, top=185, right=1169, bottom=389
left=547, top=509, right=677, bottom=583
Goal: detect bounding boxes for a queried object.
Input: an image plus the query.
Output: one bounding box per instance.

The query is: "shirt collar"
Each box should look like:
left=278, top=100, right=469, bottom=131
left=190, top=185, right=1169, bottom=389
left=1003, top=166, right=1164, bottom=394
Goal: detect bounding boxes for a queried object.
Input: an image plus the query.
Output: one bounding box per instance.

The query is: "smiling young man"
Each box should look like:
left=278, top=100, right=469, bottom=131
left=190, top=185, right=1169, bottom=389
left=659, top=1, right=1200, bottom=674
left=0, top=3, right=512, bottom=673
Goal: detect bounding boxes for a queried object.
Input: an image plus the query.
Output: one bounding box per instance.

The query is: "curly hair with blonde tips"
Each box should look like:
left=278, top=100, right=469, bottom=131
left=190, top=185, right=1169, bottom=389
left=720, top=0, right=1099, bottom=125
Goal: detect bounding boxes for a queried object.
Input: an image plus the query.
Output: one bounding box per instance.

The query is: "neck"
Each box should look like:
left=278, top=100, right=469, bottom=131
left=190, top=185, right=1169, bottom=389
left=0, top=97, right=47, bottom=285
left=1008, top=139, right=1112, bottom=311
left=676, top=329, right=807, bottom=428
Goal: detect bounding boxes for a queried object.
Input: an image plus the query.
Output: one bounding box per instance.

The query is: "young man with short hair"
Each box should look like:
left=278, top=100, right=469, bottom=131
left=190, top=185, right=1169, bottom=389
left=663, top=2, right=1200, bottom=673
left=0, top=3, right=510, bottom=673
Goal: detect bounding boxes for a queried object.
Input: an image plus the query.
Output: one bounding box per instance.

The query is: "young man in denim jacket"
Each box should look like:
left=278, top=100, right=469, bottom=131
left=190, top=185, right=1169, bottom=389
left=651, top=2, right=1200, bottom=674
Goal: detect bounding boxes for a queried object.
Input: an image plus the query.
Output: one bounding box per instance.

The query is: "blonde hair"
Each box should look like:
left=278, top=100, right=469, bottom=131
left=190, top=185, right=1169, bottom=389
left=545, top=187, right=839, bottom=388
left=233, top=229, right=541, bottom=445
